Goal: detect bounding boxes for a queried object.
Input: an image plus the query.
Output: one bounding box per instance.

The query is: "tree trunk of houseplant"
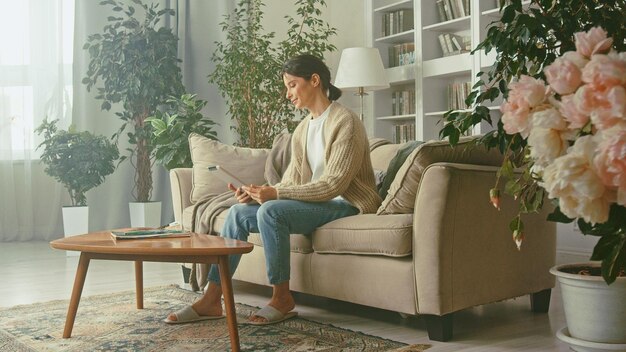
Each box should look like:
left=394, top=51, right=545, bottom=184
left=62, top=206, right=89, bottom=257
left=551, top=263, right=626, bottom=351
left=129, top=112, right=159, bottom=228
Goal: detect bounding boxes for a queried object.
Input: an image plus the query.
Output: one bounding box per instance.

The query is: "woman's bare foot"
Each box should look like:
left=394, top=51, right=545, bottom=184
left=249, top=282, right=295, bottom=323
left=167, top=282, right=223, bottom=322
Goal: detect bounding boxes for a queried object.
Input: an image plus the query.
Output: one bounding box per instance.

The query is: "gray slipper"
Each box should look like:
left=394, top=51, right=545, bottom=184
left=163, top=305, right=225, bottom=324
left=246, top=305, right=298, bottom=325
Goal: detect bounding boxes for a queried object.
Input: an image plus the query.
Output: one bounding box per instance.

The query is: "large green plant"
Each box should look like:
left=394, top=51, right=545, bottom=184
left=209, top=0, right=337, bottom=148
left=36, top=119, right=119, bottom=206
left=146, top=94, right=218, bottom=170
left=82, top=0, right=184, bottom=201
left=440, top=0, right=626, bottom=283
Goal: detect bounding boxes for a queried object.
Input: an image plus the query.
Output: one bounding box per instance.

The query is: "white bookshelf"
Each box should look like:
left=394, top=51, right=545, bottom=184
left=367, top=0, right=504, bottom=143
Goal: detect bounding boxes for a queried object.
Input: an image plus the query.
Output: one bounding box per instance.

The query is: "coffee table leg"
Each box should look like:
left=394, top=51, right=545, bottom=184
left=135, top=261, right=144, bottom=309
left=218, top=256, right=240, bottom=352
left=63, top=252, right=90, bottom=338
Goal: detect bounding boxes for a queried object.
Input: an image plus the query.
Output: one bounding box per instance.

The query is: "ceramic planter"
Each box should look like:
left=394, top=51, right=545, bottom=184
left=551, top=263, right=626, bottom=351
left=129, top=201, right=161, bottom=228
left=62, top=206, right=89, bottom=257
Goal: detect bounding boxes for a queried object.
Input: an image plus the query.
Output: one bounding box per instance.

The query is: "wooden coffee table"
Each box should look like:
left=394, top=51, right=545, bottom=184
left=50, top=230, right=254, bottom=352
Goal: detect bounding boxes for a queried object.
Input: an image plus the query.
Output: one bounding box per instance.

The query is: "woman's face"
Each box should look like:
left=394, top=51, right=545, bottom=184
left=283, top=72, right=319, bottom=110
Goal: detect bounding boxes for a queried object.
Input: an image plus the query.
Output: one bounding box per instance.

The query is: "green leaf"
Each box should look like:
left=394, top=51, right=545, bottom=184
left=547, top=206, right=574, bottom=223
left=150, top=118, right=167, bottom=131
left=591, top=233, right=626, bottom=284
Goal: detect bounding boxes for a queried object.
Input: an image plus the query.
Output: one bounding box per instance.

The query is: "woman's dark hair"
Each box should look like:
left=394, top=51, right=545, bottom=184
left=281, top=54, right=342, bottom=101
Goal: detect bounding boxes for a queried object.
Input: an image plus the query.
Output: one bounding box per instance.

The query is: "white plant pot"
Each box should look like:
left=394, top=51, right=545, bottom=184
left=62, top=206, right=89, bottom=257
left=551, top=263, right=626, bottom=351
left=129, top=201, right=161, bottom=228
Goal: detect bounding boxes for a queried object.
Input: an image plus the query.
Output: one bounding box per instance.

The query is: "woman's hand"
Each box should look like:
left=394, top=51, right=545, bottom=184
left=227, top=183, right=253, bottom=204
left=242, top=185, right=277, bottom=204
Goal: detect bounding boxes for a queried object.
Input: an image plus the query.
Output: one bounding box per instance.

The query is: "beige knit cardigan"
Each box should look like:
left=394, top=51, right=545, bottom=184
left=274, top=102, right=382, bottom=214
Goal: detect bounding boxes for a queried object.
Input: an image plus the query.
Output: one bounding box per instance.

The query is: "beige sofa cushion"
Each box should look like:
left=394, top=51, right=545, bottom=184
left=370, top=143, right=401, bottom=171
left=312, top=214, right=413, bottom=257
left=377, top=136, right=504, bottom=215
left=189, top=133, right=269, bottom=203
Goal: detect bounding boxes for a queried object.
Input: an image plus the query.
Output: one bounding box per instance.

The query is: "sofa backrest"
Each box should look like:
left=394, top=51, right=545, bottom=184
left=369, top=135, right=503, bottom=172
left=370, top=143, right=402, bottom=171
left=372, top=135, right=504, bottom=214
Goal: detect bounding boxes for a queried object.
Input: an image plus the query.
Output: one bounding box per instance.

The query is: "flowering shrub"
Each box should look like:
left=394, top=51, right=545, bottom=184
left=499, top=27, right=626, bottom=284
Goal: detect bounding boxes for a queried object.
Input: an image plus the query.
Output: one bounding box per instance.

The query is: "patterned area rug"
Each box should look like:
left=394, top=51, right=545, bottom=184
left=0, top=285, right=430, bottom=351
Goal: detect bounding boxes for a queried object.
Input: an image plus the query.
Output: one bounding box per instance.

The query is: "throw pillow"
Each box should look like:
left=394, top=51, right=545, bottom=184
left=376, top=136, right=504, bottom=215
left=264, top=132, right=292, bottom=185
left=377, top=140, right=423, bottom=198
left=189, top=133, right=269, bottom=203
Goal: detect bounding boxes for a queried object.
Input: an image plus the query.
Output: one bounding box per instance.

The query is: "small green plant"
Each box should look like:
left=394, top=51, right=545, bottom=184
left=82, top=0, right=184, bottom=201
left=146, top=94, right=218, bottom=170
left=209, top=0, right=337, bottom=148
left=36, top=119, right=119, bottom=206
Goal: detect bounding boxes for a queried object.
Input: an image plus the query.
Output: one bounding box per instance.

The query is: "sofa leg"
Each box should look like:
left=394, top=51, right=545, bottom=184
left=530, top=288, right=551, bottom=313
left=424, top=313, right=453, bottom=342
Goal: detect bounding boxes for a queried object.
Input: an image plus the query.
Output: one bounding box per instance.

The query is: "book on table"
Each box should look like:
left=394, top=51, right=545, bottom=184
left=110, top=229, right=191, bottom=240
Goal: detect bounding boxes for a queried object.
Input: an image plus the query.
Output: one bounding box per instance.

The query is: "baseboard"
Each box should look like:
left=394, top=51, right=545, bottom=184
left=556, top=249, right=592, bottom=265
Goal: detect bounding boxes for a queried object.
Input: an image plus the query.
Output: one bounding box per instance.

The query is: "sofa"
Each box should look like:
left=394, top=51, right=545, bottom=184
left=169, top=133, right=556, bottom=341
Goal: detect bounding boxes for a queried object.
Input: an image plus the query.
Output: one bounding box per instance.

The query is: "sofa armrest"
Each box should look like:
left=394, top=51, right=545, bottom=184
left=170, top=168, right=193, bottom=224
left=412, top=162, right=556, bottom=316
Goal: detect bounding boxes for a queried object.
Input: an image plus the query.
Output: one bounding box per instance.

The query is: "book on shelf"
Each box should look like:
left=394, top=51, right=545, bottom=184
left=447, top=81, right=472, bottom=110
left=391, top=89, right=416, bottom=116
left=381, top=9, right=414, bottom=37
left=110, top=229, right=191, bottom=240
left=388, top=43, right=415, bottom=68
left=437, top=0, right=471, bottom=23
left=392, top=123, right=416, bottom=144
left=437, top=33, right=471, bottom=57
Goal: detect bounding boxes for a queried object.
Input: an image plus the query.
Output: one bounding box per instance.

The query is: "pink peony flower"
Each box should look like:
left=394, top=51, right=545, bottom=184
left=589, top=85, right=626, bottom=130
left=574, top=26, right=613, bottom=57
left=509, top=75, right=546, bottom=107
left=501, top=101, right=532, bottom=138
left=544, top=55, right=583, bottom=95
left=594, top=126, right=626, bottom=206
left=541, top=136, right=610, bottom=224
left=527, top=107, right=570, bottom=167
left=500, top=75, right=547, bottom=138
left=573, top=83, right=596, bottom=116
left=581, top=54, right=626, bottom=88
left=562, top=51, right=589, bottom=69
left=559, top=94, right=590, bottom=129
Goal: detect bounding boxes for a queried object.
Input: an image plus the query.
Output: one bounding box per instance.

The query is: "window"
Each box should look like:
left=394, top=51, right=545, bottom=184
left=0, top=0, right=75, bottom=159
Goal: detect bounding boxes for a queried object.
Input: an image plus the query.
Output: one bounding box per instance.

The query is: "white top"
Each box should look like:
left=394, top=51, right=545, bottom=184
left=306, top=104, right=331, bottom=182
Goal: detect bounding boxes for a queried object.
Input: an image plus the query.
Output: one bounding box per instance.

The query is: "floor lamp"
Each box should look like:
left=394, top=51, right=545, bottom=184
left=334, top=47, right=389, bottom=121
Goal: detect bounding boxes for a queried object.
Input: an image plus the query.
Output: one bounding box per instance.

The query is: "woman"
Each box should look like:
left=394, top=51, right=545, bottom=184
left=166, top=54, right=382, bottom=325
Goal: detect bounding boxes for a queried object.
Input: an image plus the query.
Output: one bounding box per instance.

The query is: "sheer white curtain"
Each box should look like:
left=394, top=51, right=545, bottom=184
left=0, top=0, right=74, bottom=241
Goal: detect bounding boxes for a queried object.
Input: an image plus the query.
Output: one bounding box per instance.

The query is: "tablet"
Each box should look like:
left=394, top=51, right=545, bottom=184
left=207, top=165, right=246, bottom=188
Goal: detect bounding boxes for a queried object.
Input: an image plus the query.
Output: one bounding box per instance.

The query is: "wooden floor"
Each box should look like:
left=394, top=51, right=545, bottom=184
left=0, top=241, right=581, bottom=351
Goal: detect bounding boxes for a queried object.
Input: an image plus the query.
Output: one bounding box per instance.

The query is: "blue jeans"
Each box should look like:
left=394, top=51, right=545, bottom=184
left=208, top=198, right=359, bottom=285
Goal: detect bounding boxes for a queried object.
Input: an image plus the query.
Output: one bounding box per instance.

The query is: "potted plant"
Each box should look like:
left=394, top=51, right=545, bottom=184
left=82, top=0, right=184, bottom=227
left=440, top=1, right=626, bottom=349
left=209, top=0, right=336, bottom=148
left=36, top=118, right=119, bottom=253
left=146, top=93, right=218, bottom=170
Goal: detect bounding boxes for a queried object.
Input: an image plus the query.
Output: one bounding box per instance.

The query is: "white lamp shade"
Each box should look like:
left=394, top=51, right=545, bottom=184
left=334, top=47, right=389, bottom=91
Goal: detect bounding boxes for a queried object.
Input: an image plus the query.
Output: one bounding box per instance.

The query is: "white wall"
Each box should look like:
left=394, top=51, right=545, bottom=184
left=557, top=223, right=596, bottom=255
